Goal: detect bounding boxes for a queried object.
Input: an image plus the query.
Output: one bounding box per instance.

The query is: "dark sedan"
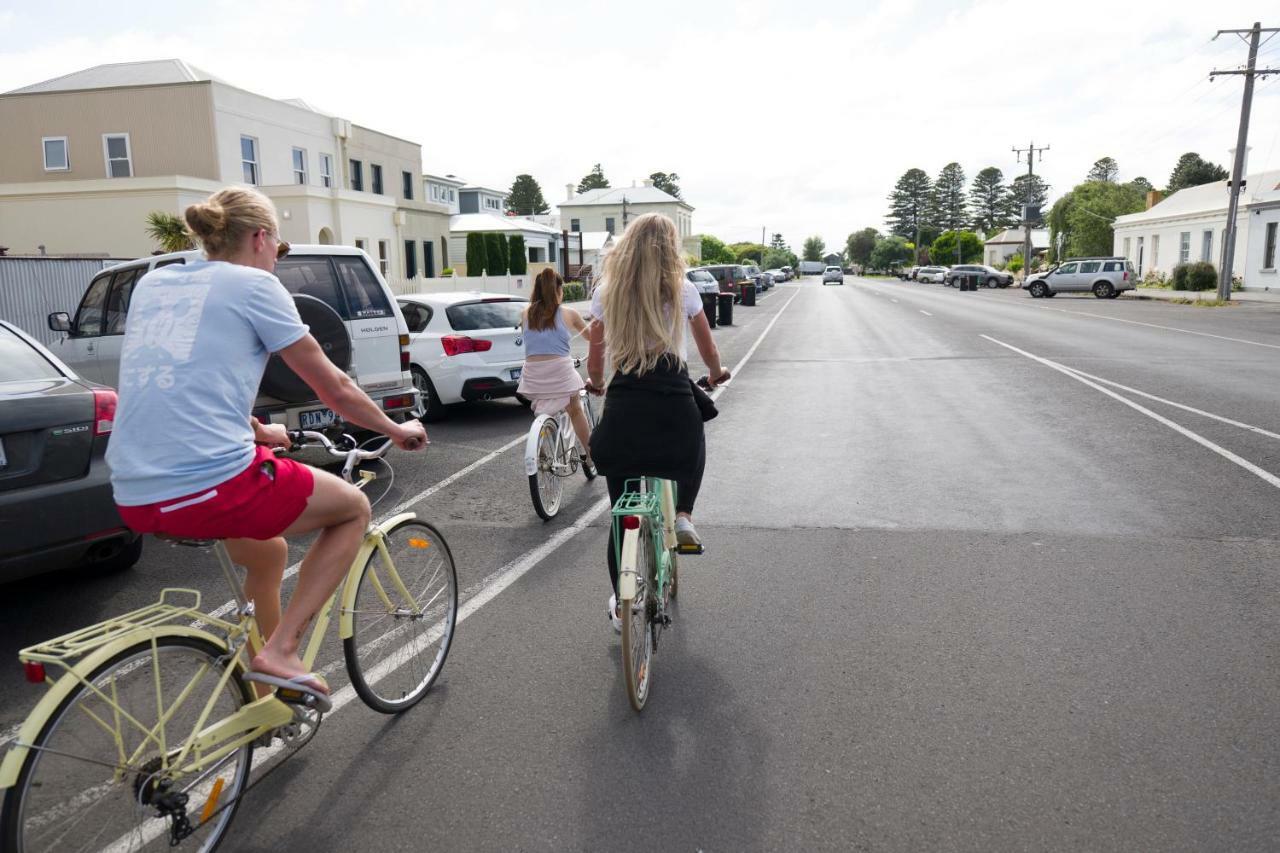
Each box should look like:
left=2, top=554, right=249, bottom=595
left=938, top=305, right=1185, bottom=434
left=945, top=264, right=1014, bottom=288
left=0, top=321, right=141, bottom=582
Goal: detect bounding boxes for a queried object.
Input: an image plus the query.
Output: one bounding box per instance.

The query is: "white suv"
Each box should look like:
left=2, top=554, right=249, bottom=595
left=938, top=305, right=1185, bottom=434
left=1025, top=257, right=1136, bottom=299
left=47, top=245, right=419, bottom=430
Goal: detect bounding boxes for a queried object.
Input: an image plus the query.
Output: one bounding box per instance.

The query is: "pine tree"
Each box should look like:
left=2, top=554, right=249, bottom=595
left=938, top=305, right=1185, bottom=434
left=931, top=162, right=968, bottom=231
left=465, top=232, right=487, bottom=276
left=576, top=163, right=610, bottom=193
left=770, top=233, right=787, bottom=250
left=1008, top=174, right=1050, bottom=221
left=886, top=168, right=933, bottom=242
left=507, top=174, right=549, bottom=215
left=1086, top=157, right=1119, bottom=183
left=968, top=167, right=1010, bottom=235
left=648, top=172, right=681, bottom=199
left=1166, top=152, right=1229, bottom=194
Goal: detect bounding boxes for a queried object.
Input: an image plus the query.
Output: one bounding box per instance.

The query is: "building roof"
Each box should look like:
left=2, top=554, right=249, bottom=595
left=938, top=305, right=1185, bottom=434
left=450, top=213, right=560, bottom=236
left=5, top=59, right=221, bottom=94
left=579, top=232, right=614, bottom=251
left=424, top=173, right=466, bottom=186
left=985, top=229, right=1049, bottom=246
left=460, top=185, right=509, bottom=198
left=562, top=185, right=692, bottom=208
left=1115, top=170, right=1280, bottom=225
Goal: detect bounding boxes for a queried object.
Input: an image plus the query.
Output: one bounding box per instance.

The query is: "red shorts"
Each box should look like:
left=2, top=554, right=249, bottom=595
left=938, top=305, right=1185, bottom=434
left=118, top=445, right=315, bottom=541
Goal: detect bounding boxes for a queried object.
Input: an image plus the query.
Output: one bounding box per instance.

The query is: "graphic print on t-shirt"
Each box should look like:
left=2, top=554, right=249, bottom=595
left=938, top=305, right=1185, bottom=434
left=119, top=270, right=212, bottom=391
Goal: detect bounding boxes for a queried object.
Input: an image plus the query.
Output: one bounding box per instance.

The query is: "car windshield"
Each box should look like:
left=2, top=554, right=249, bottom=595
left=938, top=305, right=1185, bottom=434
left=689, top=271, right=714, bottom=282
left=446, top=299, right=528, bottom=331
left=0, top=327, right=62, bottom=382
left=826, top=267, right=840, bottom=271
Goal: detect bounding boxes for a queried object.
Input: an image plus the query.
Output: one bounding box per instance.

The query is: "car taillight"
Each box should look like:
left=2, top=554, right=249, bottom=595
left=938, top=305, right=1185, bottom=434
left=1123, top=271, right=1129, bottom=281
left=382, top=394, right=414, bottom=411
left=92, top=388, right=117, bottom=436
left=440, top=335, right=493, bottom=356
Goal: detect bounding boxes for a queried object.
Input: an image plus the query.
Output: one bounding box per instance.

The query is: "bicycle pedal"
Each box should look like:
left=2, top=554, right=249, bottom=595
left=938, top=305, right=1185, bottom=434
left=675, top=543, right=704, bottom=555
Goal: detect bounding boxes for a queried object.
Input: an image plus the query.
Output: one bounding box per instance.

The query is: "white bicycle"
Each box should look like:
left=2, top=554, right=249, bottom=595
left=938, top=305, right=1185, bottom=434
left=524, top=375, right=599, bottom=520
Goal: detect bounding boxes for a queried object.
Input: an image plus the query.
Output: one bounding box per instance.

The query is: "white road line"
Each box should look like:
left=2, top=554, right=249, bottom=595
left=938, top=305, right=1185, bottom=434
left=1037, top=306, right=1280, bottom=351
left=919, top=310, right=932, bottom=316
left=983, top=334, right=1280, bottom=491
left=1058, top=365, right=1280, bottom=442
left=710, top=286, right=802, bottom=402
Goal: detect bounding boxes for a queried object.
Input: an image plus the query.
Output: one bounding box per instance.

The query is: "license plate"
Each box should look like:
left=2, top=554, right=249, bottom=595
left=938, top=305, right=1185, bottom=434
left=299, top=408, right=337, bottom=429
left=510, top=367, right=522, bottom=381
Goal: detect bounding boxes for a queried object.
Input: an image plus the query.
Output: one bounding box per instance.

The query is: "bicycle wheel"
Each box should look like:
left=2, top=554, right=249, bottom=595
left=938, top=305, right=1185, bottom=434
left=1, top=636, right=253, bottom=853
left=344, top=518, right=458, bottom=714
left=620, top=519, right=656, bottom=711
left=528, top=418, right=562, bottom=520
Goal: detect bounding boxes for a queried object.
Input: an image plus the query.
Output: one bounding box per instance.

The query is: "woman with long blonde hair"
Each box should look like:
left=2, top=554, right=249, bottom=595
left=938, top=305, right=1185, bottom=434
left=586, top=213, right=730, bottom=631
left=517, top=268, right=595, bottom=477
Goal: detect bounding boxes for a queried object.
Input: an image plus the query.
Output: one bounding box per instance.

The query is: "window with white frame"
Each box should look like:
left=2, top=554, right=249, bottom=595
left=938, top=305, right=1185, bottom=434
left=42, top=136, right=69, bottom=171
left=1265, top=222, right=1278, bottom=270
left=292, top=147, right=307, bottom=185
left=1201, top=230, right=1213, bottom=262
left=377, top=240, right=390, bottom=276
left=103, top=134, right=132, bottom=178
left=402, top=171, right=413, bottom=200
left=449, top=189, right=455, bottom=202
left=570, top=218, right=580, bottom=232
left=484, top=197, right=500, bottom=210
left=241, top=136, right=259, bottom=185
left=319, top=153, right=333, bottom=188
left=371, top=164, right=383, bottom=195
left=1178, top=231, right=1190, bottom=265
left=1152, top=234, right=1160, bottom=267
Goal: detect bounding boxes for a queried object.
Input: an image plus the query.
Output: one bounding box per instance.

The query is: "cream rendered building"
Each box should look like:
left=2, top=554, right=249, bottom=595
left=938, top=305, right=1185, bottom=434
left=558, top=180, right=699, bottom=260
left=0, top=60, right=450, bottom=284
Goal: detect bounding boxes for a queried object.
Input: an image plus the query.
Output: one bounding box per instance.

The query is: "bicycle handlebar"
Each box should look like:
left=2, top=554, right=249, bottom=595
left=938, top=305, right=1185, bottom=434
left=287, top=429, right=392, bottom=483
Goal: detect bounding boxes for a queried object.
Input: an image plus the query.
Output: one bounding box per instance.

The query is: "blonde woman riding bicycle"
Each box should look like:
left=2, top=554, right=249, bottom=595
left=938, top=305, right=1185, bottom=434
left=586, top=213, right=730, bottom=631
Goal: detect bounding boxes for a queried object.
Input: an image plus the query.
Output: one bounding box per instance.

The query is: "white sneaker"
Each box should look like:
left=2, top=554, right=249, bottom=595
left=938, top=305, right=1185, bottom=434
left=674, top=516, right=701, bottom=547
left=607, top=594, right=622, bottom=634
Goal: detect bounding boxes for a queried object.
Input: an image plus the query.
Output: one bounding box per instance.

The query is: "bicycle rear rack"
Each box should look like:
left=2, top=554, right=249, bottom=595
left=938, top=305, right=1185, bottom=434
left=19, top=588, right=219, bottom=672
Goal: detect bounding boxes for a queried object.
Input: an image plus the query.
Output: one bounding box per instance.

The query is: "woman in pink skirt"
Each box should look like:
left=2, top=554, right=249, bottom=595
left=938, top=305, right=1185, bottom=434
left=517, top=268, right=596, bottom=478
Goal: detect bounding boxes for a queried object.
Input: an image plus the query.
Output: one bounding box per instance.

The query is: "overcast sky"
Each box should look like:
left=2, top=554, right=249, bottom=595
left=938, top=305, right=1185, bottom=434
left=2, top=0, right=1278, bottom=252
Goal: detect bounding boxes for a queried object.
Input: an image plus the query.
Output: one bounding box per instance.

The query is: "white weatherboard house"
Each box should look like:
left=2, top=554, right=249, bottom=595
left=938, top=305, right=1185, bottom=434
left=0, top=59, right=452, bottom=285
left=983, top=229, right=1048, bottom=266
left=1243, top=176, right=1280, bottom=292
left=559, top=180, right=699, bottom=260
left=1112, top=170, right=1280, bottom=290
left=447, top=212, right=580, bottom=278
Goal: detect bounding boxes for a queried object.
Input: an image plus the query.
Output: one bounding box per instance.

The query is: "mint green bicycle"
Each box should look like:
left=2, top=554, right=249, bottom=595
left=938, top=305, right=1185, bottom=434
left=612, top=477, right=701, bottom=711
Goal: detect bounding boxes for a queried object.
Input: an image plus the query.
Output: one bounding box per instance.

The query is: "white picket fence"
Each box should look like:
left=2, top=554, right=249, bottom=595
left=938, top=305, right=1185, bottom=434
left=389, top=274, right=535, bottom=298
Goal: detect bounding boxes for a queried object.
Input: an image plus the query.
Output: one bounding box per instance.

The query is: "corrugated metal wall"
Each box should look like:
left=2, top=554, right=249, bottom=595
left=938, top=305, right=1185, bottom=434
left=0, top=259, right=119, bottom=346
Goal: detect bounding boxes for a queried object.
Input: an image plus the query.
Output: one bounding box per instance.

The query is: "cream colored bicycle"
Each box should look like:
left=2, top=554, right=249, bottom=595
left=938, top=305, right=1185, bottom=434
left=0, top=431, right=458, bottom=852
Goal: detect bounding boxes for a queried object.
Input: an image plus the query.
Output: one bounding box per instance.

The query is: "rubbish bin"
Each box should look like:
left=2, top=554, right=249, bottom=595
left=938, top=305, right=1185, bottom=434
left=717, top=292, right=735, bottom=326
left=968, top=273, right=981, bottom=291
left=740, top=280, right=757, bottom=307
left=701, top=292, right=718, bottom=328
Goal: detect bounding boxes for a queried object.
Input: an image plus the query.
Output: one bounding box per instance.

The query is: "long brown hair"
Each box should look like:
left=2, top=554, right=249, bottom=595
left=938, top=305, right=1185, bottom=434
left=526, top=268, right=563, bottom=331
left=600, top=213, right=685, bottom=375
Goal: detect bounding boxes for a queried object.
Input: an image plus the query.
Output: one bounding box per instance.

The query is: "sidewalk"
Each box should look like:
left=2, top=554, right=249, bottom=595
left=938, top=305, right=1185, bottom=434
left=1126, top=286, right=1280, bottom=304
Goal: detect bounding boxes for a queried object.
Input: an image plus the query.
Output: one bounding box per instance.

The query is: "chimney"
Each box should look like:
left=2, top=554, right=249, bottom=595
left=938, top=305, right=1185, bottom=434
left=642, top=178, right=653, bottom=188
left=566, top=183, right=575, bottom=201
left=1145, top=190, right=1163, bottom=210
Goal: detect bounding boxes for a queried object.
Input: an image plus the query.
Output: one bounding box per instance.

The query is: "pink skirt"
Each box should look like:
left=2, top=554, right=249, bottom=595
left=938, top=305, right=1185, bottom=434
left=517, top=357, right=585, bottom=416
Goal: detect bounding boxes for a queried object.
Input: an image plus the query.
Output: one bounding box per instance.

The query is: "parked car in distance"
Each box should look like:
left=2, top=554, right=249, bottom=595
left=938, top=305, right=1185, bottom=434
left=899, top=265, right=921, bottom=281
left=741, top=264, right=767, bottom=291
left=822, top=266, right=844, bottom=285
left=686, top=269, right=720, bottom=294
left=398, top=293, right=528, bottom=421
left=0, top=320, right=142, bottom=582
left=798, top=260, right=826, bottom=275
left=1025, top=257, right=1136, bottom=299
left=46, top=245, right=420, bottom=432
left=699, top=264, right=754, bottom=301
left=946, top=264, right=1014, bottom=288
left=780, top=265, right=795, bottom=280
left=917, top=266, right=948, bottom=283
left=766, top=268, right=788, bottom=283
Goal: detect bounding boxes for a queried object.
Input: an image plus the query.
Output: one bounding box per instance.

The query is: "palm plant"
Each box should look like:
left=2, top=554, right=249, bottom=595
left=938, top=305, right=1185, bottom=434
left=145, top=211, right=194, bottom=252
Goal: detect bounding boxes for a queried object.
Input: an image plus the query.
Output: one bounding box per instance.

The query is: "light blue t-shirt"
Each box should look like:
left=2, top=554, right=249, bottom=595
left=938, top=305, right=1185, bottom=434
left=107, top=260, right=309, bottom=505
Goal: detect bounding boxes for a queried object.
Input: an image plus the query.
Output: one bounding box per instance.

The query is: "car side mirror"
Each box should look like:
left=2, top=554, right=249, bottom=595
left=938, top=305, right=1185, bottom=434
left=48, top=312, right=71, bottom=333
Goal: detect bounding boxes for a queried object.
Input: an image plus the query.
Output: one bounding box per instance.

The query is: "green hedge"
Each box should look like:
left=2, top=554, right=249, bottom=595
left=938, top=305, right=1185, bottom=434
left=1184, top=261, right=1217, bottom=291
left=465, top=233, right=486, bottom=276
left=484, top=233, right=508, bottom=276
left=563, top=281, right=586, bottom=302
left=508, top=235, right=527, bottom=274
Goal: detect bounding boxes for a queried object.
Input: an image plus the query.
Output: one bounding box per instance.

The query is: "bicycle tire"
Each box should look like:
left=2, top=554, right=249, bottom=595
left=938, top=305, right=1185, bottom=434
left=344, top=518, right=458, bottom=714
left=528, top=418, right=562, bottom=520
left=1, top=635, right=254, bottom=853
left=620, top=520, right=656, bottom=711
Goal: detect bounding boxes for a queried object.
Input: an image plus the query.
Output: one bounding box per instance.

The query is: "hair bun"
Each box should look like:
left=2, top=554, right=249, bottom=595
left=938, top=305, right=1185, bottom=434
left=184, top=201, right=226, bottom=239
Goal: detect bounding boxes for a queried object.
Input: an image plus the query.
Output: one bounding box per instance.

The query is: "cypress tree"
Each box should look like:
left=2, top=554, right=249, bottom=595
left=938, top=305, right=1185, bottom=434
left=508, top=235, right=527, bottom=274
left=485, top=232, right=508, bottom=275
left=465, top=232, right=487, bottom=276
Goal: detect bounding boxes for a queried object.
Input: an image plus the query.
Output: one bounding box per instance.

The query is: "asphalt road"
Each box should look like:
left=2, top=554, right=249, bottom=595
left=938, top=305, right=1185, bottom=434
left=3, top=278, right=1279, bottom=851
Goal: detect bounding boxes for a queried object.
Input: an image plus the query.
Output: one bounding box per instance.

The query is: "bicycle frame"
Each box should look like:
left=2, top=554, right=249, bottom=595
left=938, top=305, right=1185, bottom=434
left=522, top=390, right=594, bottom=479
left=0, top=511, right=419, bottom=790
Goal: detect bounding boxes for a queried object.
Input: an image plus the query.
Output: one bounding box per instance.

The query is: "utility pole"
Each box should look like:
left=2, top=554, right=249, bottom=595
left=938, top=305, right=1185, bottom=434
left=1210, top=22, right=1278, bottom=300
left=1012, top=141, right=1049, bottom=280
left=761, top=226, right=766, bottom=265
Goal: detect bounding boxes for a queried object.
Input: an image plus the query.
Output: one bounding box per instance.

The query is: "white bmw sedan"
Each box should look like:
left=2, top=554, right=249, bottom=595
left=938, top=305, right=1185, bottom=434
left=397, top=292, right=528, bottom=421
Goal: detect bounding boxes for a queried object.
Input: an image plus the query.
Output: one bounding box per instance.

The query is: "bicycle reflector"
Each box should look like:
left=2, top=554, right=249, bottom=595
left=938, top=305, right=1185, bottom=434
left=407, top=537, right=430, bottom=549
left=622, top=515, right=642, bottom=531
left=23, top=661, right=46, bottom=683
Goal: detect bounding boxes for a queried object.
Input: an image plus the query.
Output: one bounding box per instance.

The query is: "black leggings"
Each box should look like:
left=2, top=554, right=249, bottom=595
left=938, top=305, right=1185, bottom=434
left=604, top=434, right=705, bottom=595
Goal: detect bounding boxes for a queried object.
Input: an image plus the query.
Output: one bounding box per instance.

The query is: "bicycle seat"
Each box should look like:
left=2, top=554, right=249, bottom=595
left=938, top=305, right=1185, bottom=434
left=154, top=533, right=219, bottom=548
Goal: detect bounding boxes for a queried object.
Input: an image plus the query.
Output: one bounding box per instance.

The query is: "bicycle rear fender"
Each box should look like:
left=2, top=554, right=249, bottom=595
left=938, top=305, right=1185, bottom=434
left=618, top=527, right=641, bottom=600
left=338, top=511, right=418, bottom=639
left=523, top=414, right=556, bottom=476
left=0, top=626, right=230, bottom=789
